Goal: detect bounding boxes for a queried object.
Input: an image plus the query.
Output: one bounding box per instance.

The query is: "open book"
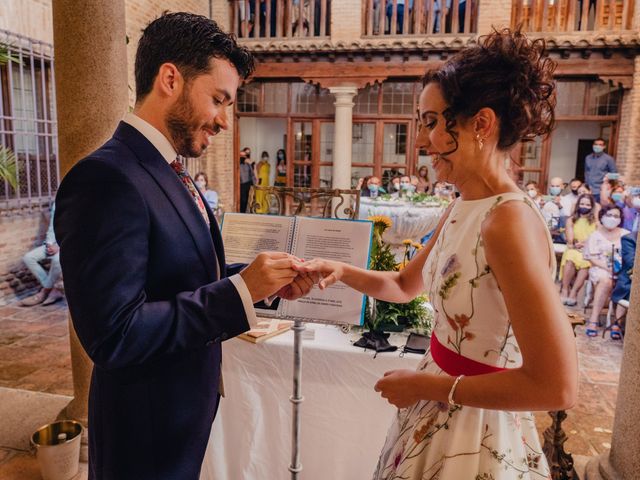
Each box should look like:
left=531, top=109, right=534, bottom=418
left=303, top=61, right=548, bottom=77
left=221, top=213, right=373, bottom=326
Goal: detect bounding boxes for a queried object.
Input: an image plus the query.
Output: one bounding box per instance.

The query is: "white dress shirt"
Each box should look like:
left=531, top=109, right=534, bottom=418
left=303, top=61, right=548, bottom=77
left=122, top=112, right=258, bottom=328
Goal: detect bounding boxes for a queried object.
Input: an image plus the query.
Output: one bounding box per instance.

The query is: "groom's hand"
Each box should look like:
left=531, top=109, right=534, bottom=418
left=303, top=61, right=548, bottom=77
left=240, top=252, right=299, bottom=303
left=275, top=271, right=316, bottom=301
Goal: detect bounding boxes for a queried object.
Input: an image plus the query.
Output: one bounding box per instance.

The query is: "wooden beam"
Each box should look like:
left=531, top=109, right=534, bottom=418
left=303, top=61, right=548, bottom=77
left=251, top=56, right=635, bottom=79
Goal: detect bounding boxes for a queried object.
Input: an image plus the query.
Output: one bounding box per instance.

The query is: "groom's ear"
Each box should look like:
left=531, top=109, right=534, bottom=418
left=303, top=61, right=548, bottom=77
left=155, top=63, right=183, bottom=99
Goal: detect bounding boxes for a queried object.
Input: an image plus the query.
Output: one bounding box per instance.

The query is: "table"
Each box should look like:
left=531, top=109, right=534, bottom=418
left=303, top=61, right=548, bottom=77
left=359, top=197, right=445, bottom=245
left=200, top=325, right=421, bottom=480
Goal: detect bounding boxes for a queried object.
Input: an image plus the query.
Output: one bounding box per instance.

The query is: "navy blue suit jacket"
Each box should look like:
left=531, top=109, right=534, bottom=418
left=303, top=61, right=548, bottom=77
left=54, top=122, right=250, bottom=479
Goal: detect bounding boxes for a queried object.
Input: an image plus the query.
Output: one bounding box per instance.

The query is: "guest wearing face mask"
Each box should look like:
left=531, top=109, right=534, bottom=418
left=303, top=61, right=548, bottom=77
left=559, top=194, right=598, bottom=306
left=432, top=181, right=455, bottom=202
left=583, top=204, right=629, bottom=336
left=584, top=138, right=616, bottom=201
left=622, top=187, right=640, bottom=233
left=389, top=176, right=402, bottom=196
left=561, top=178, right=582, bottom=218
left=399, top=175, right=416, bottom=197
left=361, top=176, right=385, bottom=198
left=194, top=172, right=219, bottom=212
left=541, top=177, right=566, bottom=236
left=525, top=181, right=543, bottom=207
left=274, top=149, right=287, bottom=187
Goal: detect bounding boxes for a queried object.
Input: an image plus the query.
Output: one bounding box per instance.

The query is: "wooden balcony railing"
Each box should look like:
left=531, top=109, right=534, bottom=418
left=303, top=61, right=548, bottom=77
left=362, top=0, right=479, bottom=36
left=230, top=0, right=331, bottom=39
left=512, top=0, right=634, bottom=32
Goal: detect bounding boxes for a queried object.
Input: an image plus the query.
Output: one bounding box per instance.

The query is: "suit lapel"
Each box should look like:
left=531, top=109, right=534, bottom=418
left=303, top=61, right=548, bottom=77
left=113, top=122, right=219, bottom=281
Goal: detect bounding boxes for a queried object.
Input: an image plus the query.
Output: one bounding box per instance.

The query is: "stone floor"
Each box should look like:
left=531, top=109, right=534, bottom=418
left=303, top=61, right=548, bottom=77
left=0, top=297, right=625, bottom=479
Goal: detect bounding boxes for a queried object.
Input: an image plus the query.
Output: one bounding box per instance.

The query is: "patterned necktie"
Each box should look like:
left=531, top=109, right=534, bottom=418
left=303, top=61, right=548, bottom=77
left=171, top=157, right=210, bottom=227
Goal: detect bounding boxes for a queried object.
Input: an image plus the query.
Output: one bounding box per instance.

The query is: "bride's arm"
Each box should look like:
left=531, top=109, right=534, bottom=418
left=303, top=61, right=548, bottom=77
left=294, top=202, right=455, bottom=304
left=375, top=200, right=578, bottom=411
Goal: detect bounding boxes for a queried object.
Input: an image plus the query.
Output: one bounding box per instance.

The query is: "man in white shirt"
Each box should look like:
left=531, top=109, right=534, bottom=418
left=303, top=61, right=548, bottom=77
left=560, top=178, right=583, bottom=217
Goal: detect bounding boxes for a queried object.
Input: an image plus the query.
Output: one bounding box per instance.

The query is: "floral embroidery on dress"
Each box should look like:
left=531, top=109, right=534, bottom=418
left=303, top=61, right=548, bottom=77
left=372, top=193, right=554, bottom=480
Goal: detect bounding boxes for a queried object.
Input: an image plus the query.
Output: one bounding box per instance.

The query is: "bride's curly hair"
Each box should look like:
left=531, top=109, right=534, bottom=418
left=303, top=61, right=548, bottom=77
left=422, top=27, right=556, bottom=150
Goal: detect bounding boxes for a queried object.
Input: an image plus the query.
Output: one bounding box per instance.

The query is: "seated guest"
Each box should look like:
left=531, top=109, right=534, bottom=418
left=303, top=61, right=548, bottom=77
left=622, top=186, right=640, bottom=233
left=361, top=176, right=385, bottom=198
left=357, top=175, right=371, bottom=191
left=583, top=204, right=630, bottom=337
left=194, top=172, right=219, bottom=211
left=388, top=175, right=402, bottom=194
left=431, top=181, right=452, bottom=201
left=559, top=194, right=598, bottom=306
left=400, top=175, right=416, bottom=196
left=541, top=177, right=567, bottom=240
left=525, top=180, right=544, bottom=208
left=415, top=165, right=431, bottom=193
left=599, top=175, right=624, bottom=207
left=561, top=178, right=582, bottom=218
left=610, top=231, right=637, bottom=337
left=21, top=202, right=64, bottom=306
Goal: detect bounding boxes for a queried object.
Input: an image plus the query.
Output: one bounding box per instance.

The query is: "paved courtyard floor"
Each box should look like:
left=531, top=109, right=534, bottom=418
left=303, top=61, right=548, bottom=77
left=0, top=298, right=625, bottom=479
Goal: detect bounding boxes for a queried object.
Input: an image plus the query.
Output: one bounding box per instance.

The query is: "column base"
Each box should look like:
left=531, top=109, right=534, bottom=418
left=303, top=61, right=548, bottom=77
left=584, top=453, right=621, bottom=480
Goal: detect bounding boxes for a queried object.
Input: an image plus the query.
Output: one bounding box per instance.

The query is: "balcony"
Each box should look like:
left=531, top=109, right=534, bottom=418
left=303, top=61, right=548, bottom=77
left=229, top=0, right=331, bottom=39
left=512, top=0, right=635, bottom=32
left=362, top=0, right=479, bottom=36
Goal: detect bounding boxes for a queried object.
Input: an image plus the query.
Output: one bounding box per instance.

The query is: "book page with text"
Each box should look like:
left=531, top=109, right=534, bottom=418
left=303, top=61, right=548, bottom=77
left=220, top=213, right=296, bottom=317
left=285, top=217, right=373, bottom=325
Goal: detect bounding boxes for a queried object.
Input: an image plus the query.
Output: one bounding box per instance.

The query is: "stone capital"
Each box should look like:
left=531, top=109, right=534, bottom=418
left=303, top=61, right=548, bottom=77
left=329, top=85, right=358, bottom=107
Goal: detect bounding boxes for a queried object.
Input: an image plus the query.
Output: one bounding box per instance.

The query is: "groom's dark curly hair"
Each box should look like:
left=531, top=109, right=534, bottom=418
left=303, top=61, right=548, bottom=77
left=134, top=11, right=255, bottom=103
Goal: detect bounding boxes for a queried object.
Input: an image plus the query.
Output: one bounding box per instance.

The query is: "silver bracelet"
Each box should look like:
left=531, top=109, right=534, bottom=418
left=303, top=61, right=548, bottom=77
left=448, top=374, right=465, bottom=409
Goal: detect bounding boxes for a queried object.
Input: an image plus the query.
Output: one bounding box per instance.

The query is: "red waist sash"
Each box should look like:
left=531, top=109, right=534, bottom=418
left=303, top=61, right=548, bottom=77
left=430, top=333, right=507, bottom=377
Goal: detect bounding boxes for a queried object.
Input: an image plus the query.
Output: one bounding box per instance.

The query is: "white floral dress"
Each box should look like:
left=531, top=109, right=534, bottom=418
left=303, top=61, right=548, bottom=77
left=373, top=193, right=553, bottom=480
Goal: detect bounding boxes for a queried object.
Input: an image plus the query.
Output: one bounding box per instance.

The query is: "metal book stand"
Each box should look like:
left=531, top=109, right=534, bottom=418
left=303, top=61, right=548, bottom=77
left=248, top=185, right=360, bottom=479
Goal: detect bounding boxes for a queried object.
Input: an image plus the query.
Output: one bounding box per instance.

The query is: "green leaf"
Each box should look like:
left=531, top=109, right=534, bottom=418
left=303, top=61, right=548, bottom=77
left=0, top=146, right=17, bottom=189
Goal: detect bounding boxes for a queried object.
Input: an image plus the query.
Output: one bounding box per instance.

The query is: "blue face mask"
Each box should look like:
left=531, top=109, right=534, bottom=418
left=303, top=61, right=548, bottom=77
left=593, top=145, right=605, bottom=154
left=549, top=186, right=562, bottom=196
left=612, top=193, right=624, bottom=204
left=368, top=184, right=379, bottom=193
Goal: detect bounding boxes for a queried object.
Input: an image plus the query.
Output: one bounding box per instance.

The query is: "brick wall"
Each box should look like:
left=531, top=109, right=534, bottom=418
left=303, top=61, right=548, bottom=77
left=616, top=56, right=640, bottom=184
left=0, top=0, right=53, bottom=44
left=330, top=0, right=362, bottom=42
left=125, top=0, right=210, bottom=107
left=476, top=0, right=512, bottom=34
left=0, top=211, right=50, bottom=305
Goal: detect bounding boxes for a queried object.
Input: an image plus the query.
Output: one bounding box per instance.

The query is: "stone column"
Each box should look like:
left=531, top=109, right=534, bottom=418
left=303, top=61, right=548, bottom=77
left=52, top=0, right=128, bottom=459
left=585, top=243, right=640, bottom=479
left=329, top=86, right=357, bottom=190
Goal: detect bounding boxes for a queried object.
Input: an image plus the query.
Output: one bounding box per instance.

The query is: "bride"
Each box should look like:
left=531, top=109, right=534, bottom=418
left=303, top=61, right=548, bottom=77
left=295, top=28, right=577, bottom=479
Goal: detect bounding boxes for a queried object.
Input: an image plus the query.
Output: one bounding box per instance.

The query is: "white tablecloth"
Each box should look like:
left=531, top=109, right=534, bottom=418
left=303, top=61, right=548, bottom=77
left=200, top=325, right=421, bottom=480
left=359, top=198, right=445, bottom=244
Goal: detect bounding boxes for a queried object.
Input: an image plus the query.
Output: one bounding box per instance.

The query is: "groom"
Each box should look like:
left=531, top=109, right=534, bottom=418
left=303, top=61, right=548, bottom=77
left=55, top=12, right=312, bottom=480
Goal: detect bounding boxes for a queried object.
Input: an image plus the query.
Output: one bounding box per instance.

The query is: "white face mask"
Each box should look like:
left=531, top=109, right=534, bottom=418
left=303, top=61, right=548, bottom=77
left=602, top=216, right=620, bottom=230
left=632, top=197, right=640, bottom=209
left=393, top=183, right=400, bottom=191
left=527, top=189, right=537, bottom=198
left=196, top=180, right=206, bottom=191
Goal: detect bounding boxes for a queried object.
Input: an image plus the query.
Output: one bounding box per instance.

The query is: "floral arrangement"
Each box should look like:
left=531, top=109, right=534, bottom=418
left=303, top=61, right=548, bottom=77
left=372, top=192, right=449, bottom=207
left=365, top=215, right=433, bottom=334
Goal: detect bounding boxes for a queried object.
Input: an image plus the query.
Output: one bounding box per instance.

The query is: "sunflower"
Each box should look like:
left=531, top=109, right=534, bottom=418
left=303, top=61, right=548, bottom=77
left=368, top=215, right=392, bottom=232
left=402, top=239, right=413, bottom=246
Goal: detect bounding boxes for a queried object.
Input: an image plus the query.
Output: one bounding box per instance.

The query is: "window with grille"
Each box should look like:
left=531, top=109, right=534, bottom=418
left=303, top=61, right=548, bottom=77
left=0, top=29, right=58, bottom=212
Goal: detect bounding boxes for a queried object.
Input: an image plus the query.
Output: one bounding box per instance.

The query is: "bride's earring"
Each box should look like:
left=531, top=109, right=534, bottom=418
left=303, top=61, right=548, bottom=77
left=476, top=134, right=484, bottom=151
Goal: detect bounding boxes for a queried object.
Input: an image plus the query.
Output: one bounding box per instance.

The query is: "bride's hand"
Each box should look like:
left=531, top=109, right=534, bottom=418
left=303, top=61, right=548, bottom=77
left=293, top=258, right=344, bottom=290
left=374, top=370, right=422, bottom=408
